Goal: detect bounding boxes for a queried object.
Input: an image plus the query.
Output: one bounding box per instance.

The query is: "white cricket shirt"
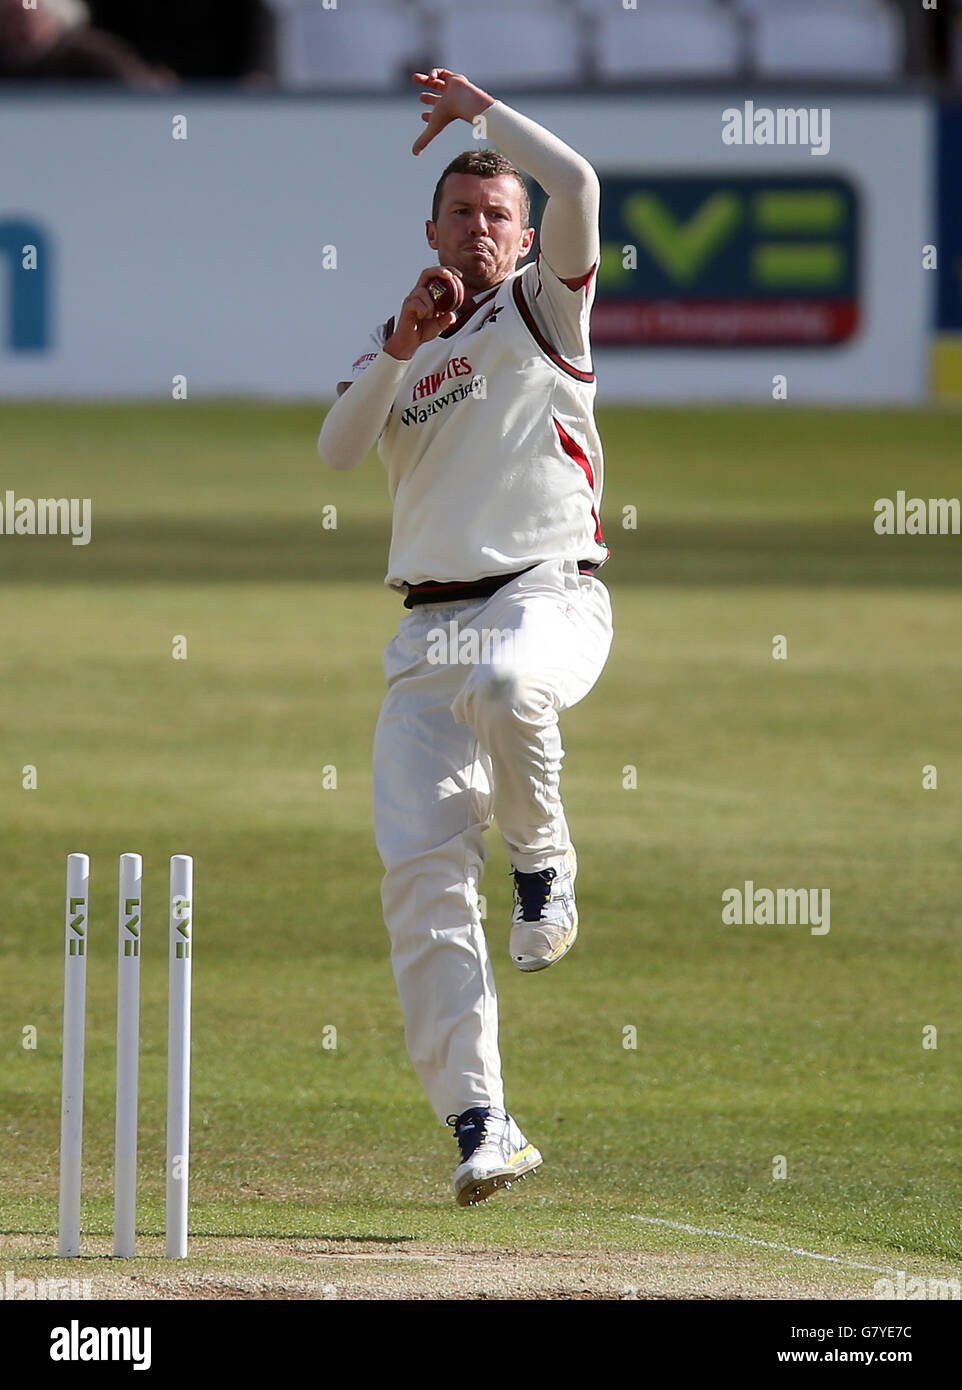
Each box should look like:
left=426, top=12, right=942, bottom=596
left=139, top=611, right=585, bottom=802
left=340, top=251, right=610, bottom=595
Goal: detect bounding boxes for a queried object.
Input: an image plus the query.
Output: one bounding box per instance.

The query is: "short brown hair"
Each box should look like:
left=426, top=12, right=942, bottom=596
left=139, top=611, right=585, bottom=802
left=431, top=150, right=531, bottom=228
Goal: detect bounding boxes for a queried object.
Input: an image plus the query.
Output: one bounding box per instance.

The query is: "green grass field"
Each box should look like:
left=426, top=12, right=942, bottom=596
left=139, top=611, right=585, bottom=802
left=1, top=402, right=960, bottom=1300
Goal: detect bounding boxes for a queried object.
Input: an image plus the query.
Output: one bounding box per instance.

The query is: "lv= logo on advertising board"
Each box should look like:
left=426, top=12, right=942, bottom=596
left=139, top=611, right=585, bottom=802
left=591, top=176, right=859, bottom=349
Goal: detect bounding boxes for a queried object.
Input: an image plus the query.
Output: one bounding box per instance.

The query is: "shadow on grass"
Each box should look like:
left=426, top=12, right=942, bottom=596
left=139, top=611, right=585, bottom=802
left=1, top=518, right=959, bottom=587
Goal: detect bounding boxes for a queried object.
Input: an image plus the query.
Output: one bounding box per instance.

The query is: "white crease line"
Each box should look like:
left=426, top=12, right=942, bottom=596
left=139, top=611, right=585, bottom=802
left=628, top=1216, right=900, bottom=1276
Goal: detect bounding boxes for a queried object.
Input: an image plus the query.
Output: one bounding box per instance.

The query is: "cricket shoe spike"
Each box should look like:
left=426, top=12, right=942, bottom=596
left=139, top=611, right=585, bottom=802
left=510, top=845, right=578, bottom=972
left=447, top=1107, right=543, bottom=1207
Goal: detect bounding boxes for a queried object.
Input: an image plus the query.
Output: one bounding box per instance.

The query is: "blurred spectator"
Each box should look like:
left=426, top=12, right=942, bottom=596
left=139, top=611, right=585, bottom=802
left=1, top=0, right=952, bottom=93
left=0, top=0, right=175, bottom=87
left=86, top=1, right=274, bottom=86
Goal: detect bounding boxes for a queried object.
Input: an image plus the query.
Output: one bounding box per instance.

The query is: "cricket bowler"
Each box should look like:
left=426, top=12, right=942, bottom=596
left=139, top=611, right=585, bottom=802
left=317, top=68, right=612, bottom=1206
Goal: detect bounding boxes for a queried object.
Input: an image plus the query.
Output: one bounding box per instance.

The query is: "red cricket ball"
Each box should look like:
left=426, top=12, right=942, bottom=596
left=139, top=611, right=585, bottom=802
left=426, top=273, right=464, bottom=317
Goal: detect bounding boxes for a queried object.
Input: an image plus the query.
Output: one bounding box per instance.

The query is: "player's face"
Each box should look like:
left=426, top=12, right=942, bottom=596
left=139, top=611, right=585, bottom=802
left=427, top=174, right=536, bottom=293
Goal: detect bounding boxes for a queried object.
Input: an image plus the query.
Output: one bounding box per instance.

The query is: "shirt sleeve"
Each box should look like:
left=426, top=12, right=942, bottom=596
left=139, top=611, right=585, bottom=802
left=319, top=342, right=410, bottom=470
left=335, top=318, right=394, bottom=396
left=516, top=252, right=597, bottom=374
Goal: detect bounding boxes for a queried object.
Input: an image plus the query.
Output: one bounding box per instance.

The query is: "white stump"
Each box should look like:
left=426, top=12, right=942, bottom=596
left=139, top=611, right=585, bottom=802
left=166, top=855, right=193, bottom=1258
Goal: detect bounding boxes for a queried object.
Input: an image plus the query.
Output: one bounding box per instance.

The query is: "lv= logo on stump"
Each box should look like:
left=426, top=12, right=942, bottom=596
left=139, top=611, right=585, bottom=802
left=59, top=853, right=194, bottom=1258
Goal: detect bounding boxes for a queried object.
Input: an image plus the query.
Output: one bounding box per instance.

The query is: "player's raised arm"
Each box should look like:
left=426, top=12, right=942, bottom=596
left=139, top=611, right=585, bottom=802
left=412, top=69, right=600, bottom=284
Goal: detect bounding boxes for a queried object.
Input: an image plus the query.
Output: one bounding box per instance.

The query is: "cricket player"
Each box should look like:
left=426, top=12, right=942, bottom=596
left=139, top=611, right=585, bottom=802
left=317, top=69, right=612, bottom=1206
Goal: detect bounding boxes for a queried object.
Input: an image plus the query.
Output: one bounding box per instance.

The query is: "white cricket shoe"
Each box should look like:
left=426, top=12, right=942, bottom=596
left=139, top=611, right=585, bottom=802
left=447, top=1107, right=543, bottom=1207
left=509, top=846, right=578, bottom=972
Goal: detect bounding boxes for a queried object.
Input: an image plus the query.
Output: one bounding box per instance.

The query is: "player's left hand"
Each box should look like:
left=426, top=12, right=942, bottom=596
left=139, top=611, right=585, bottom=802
left=411, top=69, right=494, bottom=156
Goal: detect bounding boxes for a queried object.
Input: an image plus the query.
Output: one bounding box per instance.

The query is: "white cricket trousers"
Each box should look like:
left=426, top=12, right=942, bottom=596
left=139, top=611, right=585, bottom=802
left=373, top=558, right=613, bottom=1124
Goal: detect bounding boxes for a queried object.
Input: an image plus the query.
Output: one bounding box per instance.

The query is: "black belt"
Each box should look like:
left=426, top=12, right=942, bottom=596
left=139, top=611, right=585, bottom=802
left=403, top=560, right=598, bottom=609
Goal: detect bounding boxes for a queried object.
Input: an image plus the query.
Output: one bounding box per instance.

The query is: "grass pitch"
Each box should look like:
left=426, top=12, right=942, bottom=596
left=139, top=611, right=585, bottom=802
left=1, top=402, right=960, bottom=1300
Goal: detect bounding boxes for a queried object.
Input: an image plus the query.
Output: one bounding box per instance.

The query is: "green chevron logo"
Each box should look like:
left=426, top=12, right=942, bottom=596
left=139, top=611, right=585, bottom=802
left=622, top=192, right=743, bottom=284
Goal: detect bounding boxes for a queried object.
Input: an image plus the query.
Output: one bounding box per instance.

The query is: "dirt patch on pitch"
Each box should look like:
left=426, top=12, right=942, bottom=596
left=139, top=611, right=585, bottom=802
left=5, top=1235, right=888, bottom=1300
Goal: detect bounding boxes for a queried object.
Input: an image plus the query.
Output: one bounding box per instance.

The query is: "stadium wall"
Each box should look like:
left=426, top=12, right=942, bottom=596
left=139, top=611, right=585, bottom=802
left=0, top=90, right=936, bottom=404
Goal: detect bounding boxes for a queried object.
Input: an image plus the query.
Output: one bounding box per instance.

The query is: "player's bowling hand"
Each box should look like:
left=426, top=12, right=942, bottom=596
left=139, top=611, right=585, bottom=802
left=384, top=266, right=464, bottom=360
left=411, top=69, right=494, bottom=156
